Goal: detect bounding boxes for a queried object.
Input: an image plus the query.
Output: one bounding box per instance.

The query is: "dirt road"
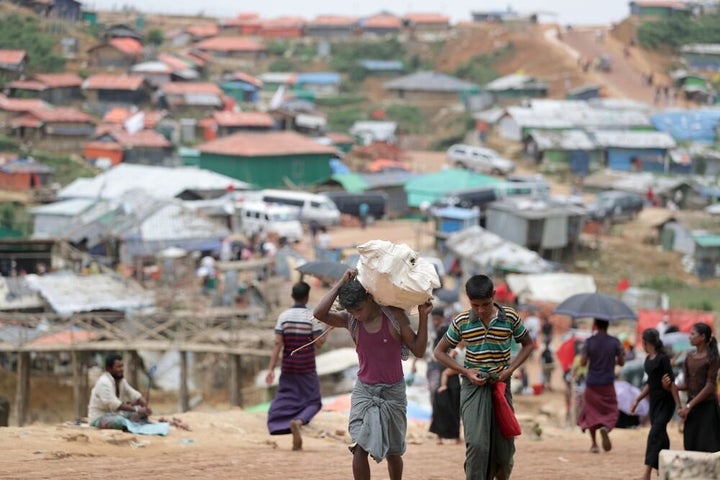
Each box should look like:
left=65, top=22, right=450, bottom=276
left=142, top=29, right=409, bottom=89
left=0, top=389, right=682, bottom=480
left=560, top=27, right=671, bottom=104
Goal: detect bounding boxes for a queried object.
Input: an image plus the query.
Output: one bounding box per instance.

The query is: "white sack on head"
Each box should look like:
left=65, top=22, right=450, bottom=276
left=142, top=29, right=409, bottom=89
left=356, top=240, right=441, bottom=311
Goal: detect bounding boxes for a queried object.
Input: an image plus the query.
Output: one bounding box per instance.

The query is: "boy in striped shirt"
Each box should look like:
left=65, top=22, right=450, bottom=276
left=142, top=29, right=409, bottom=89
left=434, top=275, right=534, bottom=480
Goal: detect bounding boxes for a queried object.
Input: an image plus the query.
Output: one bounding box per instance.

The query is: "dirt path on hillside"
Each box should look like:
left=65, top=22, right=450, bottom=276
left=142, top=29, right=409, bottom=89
left=560, top=27, right=674, bottom=104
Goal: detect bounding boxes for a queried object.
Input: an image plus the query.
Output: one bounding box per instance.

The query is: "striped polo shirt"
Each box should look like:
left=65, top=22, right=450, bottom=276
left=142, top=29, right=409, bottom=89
left=445, top=304, right=527, bottom=375
left=275, top=305, right=324, bottom=374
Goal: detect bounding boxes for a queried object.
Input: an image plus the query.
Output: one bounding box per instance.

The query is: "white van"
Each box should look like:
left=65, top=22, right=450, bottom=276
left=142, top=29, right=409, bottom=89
left=238, top=201, right=304, bottom=242
left=258, top=189, right=340, bottom=226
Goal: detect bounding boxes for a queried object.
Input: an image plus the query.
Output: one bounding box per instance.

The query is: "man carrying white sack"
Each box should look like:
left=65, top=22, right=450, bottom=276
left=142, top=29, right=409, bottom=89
left=314, top=267, right=433, bottom=480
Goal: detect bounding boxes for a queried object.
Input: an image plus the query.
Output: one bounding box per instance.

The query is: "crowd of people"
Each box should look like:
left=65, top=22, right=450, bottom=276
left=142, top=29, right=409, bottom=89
left=85, top=267, right=720, bottom=480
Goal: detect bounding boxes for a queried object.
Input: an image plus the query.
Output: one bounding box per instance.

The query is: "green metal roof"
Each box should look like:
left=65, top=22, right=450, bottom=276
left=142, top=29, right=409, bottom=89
left=404, top=168, right=502, bottom=207
left=692, top=232, right=720, bottom=248
left=330, top=173, right=370, bottom=193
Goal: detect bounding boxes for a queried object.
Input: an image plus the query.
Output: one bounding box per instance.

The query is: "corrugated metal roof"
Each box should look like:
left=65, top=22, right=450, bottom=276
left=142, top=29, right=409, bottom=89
left=0, top=49, right=26, bottom=65
left=357, top=59, right=404, bottom=71
left=404, top=13, right=450, bottom=24
left=198, top=131, right=337, bottom=156
left=680, top=43, right=720, bottom=55
left=592, top=130, right=676, bottom=149
left=0, top=94, right=48, bottom=112
left=384, top=71, right=479, bottom=93
left=295, top=72, right=341, bottom=85
left=692, top=232, right=720, bottom=248
left=27, top=107, right=96, bottom=124
left=485, top=74, right=548, bottom=91
left=160, top=81, right=223, bottom=95
left=109, top=37, right=144, bottom=55
left=58, top=164, right=251, bottom=201
left=362, top=14, right=402, bottom=29
left=209, top=111, right=274, bottom=128
left=186, top=24, right=219, bottom=38
left=405, top=168, right=502, bottom=207
left=330, top=173, right=369, bottom=192
left=83, top=74, right=145, bottom=91
left=0, top=158, right=54, bottom=174
left=506, top=103, right=652, bottom=129
left=194, top=36, right=266, bottom=52
left=30, top=198, right=96, bottom=216
left=25, top=272, right=154, bottom=317
left=308, top=15, right=357, bottom=27
left=529, top=129, right=596, bottom=150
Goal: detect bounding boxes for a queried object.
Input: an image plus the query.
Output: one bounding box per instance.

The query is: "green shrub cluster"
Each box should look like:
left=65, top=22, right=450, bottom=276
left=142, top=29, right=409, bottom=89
left=0, top=13, right=65, bottom=73
left=637, top=15, right=720, bottom=49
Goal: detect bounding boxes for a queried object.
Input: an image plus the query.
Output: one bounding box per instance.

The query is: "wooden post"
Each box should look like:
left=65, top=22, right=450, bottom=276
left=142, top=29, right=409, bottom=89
left=179, top=351, right=189, bottom=412
left=124, top=351, right=139, bottom=390
left=71, top=350, right=84, bottom=420
left=15, top=352, right=30, bottom=426
left=228, top=354, right=242, bottom=407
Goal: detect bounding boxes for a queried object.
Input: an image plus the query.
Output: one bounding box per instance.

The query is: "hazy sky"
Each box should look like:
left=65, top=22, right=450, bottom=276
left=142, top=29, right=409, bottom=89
left=84, top=1, right=629, bottom=26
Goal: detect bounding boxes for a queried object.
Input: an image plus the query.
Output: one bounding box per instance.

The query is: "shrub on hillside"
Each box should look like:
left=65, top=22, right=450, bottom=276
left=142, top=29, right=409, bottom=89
left=637, top=15, right=720, bottom=49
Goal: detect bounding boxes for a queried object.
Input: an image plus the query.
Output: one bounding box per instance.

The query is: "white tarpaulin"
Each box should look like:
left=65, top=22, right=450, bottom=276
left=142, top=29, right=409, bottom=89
left=506, top=273, right=596, bottom=304
left=445, top=226, right=552, bottom=274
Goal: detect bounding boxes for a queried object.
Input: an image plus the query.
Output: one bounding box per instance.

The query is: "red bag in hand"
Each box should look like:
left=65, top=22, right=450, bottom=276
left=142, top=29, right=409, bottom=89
left=492, top=382, right=522, bottom=438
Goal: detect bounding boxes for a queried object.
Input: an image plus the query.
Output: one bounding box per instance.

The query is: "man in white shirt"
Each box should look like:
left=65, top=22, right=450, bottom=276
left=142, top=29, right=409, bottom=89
left=88, top=354, right=152, bottom=427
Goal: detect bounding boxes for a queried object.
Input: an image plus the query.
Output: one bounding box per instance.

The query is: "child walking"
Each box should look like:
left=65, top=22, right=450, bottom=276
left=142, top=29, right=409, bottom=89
left=630, top=328, right=681, bottom=480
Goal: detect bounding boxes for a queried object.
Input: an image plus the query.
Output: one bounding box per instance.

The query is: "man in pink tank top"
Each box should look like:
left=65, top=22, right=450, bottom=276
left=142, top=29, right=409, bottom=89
left=314, top=269, right=432, bottom=480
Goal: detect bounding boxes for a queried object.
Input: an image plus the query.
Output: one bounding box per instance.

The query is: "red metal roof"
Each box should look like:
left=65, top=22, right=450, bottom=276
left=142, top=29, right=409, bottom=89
left=100, top=109, right=167, bottom=128
left=404, top=13, right=450, bottom=24
left=0, top=49, right=27, bottom=65
left=27, top=107, right=96, bottom=123
left=160, top=82, right=223, bottom=95
left=103, top=129, right=171, bottom=148
left=0, top=94, right=47, bottom=112
left=260, top=16, right=306, bottom=28
left=109, top=37, right=144, bottom=55
left=633, top=1, right=688, bottom=8
left=227, top=72, right=263, bottom=87
left=83, top=74, right=145, bottom=91
left=186, top=24, right=220, bottom=38
left=9, top=115, right=42, bottom=128
left=103, top=107, right=131, bottom=124
left=34, top=73, right=83, bottom=88
left=309, top=15, right=357, bottom=27
left=194, top=36, right=266, bottom=52
left=210, top=111, right=274, bottom=127
left=363, top=14, right=402, bottom=29
left=84, top=140, right=123, bottom=151
left=198, top=131, right=338, bottom=156
left=326, top=132, right=354, bottom=144
left=157, top=53, right=192, bottom=71
left=7, top=79, right=45, bottom=91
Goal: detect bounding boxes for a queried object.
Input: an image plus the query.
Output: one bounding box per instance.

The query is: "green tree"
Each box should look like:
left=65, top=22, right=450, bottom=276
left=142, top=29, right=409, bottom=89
left=0, top=14, right=65, bottom=73
left=147, top=28, right=165, bottom=46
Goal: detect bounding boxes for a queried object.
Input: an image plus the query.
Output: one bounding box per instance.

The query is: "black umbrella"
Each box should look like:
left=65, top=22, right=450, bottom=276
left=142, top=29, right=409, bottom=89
left=296, top=260, right=350, bottom=282
left=552, top=292, right=637, bottom=322
left=433, top=288, right=460, bottom=304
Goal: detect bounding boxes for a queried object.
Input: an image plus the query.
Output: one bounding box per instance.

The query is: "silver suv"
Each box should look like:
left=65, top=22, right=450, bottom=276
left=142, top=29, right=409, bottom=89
left=447, top=144, right=515, bottom=176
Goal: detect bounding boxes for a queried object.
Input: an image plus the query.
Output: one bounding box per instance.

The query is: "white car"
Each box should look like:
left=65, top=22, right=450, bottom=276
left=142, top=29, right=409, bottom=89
left=447, top=144, right=515, bottom=175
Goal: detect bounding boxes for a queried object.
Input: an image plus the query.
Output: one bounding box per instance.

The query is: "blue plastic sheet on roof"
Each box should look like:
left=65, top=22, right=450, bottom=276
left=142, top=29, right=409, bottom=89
left=650, top=109, right=720, bottom=144
left=329, top=158, right=351, bottom=175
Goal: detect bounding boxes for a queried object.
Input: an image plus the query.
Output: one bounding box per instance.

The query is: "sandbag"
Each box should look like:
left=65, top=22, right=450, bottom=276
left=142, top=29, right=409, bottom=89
left=356, top=240, right=440, bottom=311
